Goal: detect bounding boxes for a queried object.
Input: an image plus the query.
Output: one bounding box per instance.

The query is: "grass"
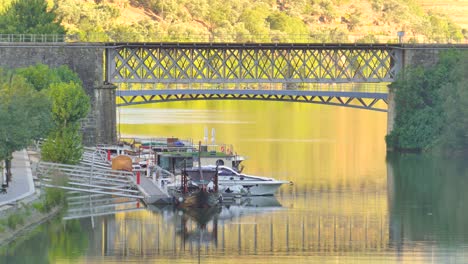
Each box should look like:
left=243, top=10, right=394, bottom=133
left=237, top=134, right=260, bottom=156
left=0, top=187, right=67, bottom=234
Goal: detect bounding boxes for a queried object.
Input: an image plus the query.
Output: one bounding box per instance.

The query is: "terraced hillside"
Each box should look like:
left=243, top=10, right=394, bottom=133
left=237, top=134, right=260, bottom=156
left=417, top=0, right=468, bottom=29
left=0, top=0, right=466, bottom=43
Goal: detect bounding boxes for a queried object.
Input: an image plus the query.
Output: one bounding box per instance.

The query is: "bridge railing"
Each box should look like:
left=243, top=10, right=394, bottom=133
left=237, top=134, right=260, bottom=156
left=0, top=34, right=79, bottom=43
left=0, top=33, right=465, bottom=44
left=91, top=32, right=468, bottom=44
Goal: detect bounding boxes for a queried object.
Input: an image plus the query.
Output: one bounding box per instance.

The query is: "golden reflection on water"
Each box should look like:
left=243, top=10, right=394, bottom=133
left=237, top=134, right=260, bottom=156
left=118, top=100, right=388, bottom=190
left=92, top=100, right=395, bottom=262
left=43, top=100, right=468, bottom=263
left=4, top=97, right=467, bottom=263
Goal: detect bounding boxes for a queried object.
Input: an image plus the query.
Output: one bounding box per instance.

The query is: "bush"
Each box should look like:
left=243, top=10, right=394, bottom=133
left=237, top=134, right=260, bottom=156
left=7, top=213, right=25, bottom=230
left=44, top=186, right=67, bottom=212
left=387, top=51, right=467, bottom=152
left=33, top=201, right=46, bottom=213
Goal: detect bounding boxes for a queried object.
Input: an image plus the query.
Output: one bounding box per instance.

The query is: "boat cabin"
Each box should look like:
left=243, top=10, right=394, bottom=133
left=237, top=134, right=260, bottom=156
left=156, top=150, right=244, bottom=174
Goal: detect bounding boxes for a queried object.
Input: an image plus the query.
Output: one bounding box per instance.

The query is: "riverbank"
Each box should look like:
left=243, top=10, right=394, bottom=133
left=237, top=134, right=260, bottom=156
left=0, top=149, right=65, bottom=248
left=0, top=206, right=61, bottom=247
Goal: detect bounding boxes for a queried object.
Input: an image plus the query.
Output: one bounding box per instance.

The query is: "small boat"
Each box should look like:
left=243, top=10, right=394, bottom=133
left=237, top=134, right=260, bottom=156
left=185, top=166, right=290, bottom=196
left=173, top=166, right=222, bottom=208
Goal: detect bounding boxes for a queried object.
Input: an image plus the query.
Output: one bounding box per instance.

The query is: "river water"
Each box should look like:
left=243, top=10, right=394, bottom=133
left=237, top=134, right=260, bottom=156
left=2, top=100, right=468, bottom=263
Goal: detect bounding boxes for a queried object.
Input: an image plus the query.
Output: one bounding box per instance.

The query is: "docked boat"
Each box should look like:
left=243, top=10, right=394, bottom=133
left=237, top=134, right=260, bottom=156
left=172, top=166, right=222, bottom=208
left=155, top=144, right=245, bottom=174
left=185, top=166, right=290, bottom=196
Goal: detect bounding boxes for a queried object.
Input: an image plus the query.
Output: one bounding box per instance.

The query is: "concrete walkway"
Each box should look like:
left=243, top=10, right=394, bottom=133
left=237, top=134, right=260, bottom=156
left=0, top=150, right=35, bottom=208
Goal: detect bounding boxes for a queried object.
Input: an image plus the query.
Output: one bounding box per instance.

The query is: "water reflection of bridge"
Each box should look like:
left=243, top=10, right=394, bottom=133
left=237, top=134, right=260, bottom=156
left=83, top=197, right=389, bottom=257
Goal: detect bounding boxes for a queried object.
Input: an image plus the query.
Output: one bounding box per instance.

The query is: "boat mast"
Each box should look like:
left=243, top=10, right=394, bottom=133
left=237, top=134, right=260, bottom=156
left=198, top=141, right=205, bottom=191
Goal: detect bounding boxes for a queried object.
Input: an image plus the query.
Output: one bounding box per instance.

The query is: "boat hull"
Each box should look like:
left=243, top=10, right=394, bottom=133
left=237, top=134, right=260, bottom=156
left=219, top=180, right=287, bottom=196
left=175, top=190, right=221, bottom=208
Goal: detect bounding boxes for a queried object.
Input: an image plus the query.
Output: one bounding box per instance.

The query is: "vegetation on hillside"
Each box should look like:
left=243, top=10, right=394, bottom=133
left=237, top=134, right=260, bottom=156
left=0, top=0, right=465, bottom=43
left=0, top=0, right=65, bottom=35
left=386, top=51, right=468, bottom=154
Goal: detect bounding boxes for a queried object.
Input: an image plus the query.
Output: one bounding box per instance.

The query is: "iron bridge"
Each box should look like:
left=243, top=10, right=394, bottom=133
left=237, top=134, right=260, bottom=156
left=107, top=43, right=400, bottom=111
left=106, top=43, right=402, bottom=84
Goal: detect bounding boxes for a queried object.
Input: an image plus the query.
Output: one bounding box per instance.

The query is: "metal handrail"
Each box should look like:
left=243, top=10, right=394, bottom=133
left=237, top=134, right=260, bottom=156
left=0, top=33, right=465, bottom=44
left=0, top=34, right=79, bottom=43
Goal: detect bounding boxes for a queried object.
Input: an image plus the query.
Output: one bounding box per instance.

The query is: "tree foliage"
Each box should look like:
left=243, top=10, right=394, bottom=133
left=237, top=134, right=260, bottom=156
left=0, top=0, right=66, bottom=35
left=0, top=70, right=52, bottom=183
left=41, top=125, right=84, bottom=164
left=438, top=52, right=468, bottom=153
left=36, top=79, right=90, bottom=165
left=48, top=81, right=90, bottom=128
left=49, top=0, right=466, bottom=43
left=0, top=64, right=89, bottom=168
left=0, top=71, right=52, bottom=158
left=386, top=51, right=468, bottom=153
left=39, top=78, right=90, bottom=165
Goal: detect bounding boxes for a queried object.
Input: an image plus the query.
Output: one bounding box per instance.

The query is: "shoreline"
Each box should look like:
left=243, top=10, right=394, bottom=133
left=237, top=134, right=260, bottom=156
left=0, top=149, right=63, bottom=248
left=0, top=206, right=62, bottom=248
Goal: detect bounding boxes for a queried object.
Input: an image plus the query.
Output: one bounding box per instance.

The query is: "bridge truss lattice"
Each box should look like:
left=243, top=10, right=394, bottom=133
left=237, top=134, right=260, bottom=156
left=106, top=43, right=402, bottom=84
left=107, top=43, right=401, bottom=111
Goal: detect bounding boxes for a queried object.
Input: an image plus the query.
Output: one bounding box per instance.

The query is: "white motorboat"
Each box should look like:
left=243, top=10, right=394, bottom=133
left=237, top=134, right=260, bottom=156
left=185, top=166, right=290, bottom=196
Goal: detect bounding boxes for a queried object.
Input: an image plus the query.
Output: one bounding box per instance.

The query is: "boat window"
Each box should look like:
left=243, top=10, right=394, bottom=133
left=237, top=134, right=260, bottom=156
left=218, top=169, right=234, bottom=176
left=216, top=159, right=224, bottom=166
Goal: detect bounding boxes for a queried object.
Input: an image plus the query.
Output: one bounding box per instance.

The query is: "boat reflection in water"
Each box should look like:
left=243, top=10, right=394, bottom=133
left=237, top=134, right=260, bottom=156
left=149, top=196, right=283, bottom=248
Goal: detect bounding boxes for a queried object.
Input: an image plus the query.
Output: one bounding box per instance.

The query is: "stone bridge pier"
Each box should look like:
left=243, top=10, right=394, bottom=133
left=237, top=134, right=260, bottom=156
left=0, top=43, right=116, bottom=146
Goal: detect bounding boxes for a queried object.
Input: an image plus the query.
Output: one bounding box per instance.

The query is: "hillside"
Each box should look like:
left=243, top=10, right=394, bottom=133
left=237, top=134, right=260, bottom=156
left=1, top=0, right=466, bottom=43
left=417, top=0, right=468, bottom=29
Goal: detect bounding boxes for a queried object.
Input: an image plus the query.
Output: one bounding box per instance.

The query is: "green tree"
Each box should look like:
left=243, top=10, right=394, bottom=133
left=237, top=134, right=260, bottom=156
left=48, top=82, right=89, bottom=128
left=438, top=52, right=468, bottom=153
left=41, top=81, right=90, bottom=164
left=16, top=64, right=82, bottom=91
left=16, top=64, right=60, bottom=91
left=0, top=0, right=66, bottom=35
left=238, top=3, right=270, bottom=38
left=386, top=51, right=466, bottom=152
left=41, top=125, right=84, bottom=164
left=0, top=70, right=52, bottom=185
left=267, top=11, right=309, bottom=40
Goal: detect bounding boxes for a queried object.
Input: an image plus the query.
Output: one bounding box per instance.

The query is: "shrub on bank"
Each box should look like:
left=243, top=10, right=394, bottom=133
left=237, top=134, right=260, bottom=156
left=0, top=186, right=67, bottom=235
left=32, top=201, right=46, bottom=213
left=386, top=51, right=468, bottom=153
left=7, top=213, right=25, bottom=229
left=44, top=187, right=67, bottom=212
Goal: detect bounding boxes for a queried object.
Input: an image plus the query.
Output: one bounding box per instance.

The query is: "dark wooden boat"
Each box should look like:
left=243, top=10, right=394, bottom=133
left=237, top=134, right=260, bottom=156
left=175, top=165, right=221, bottom=208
